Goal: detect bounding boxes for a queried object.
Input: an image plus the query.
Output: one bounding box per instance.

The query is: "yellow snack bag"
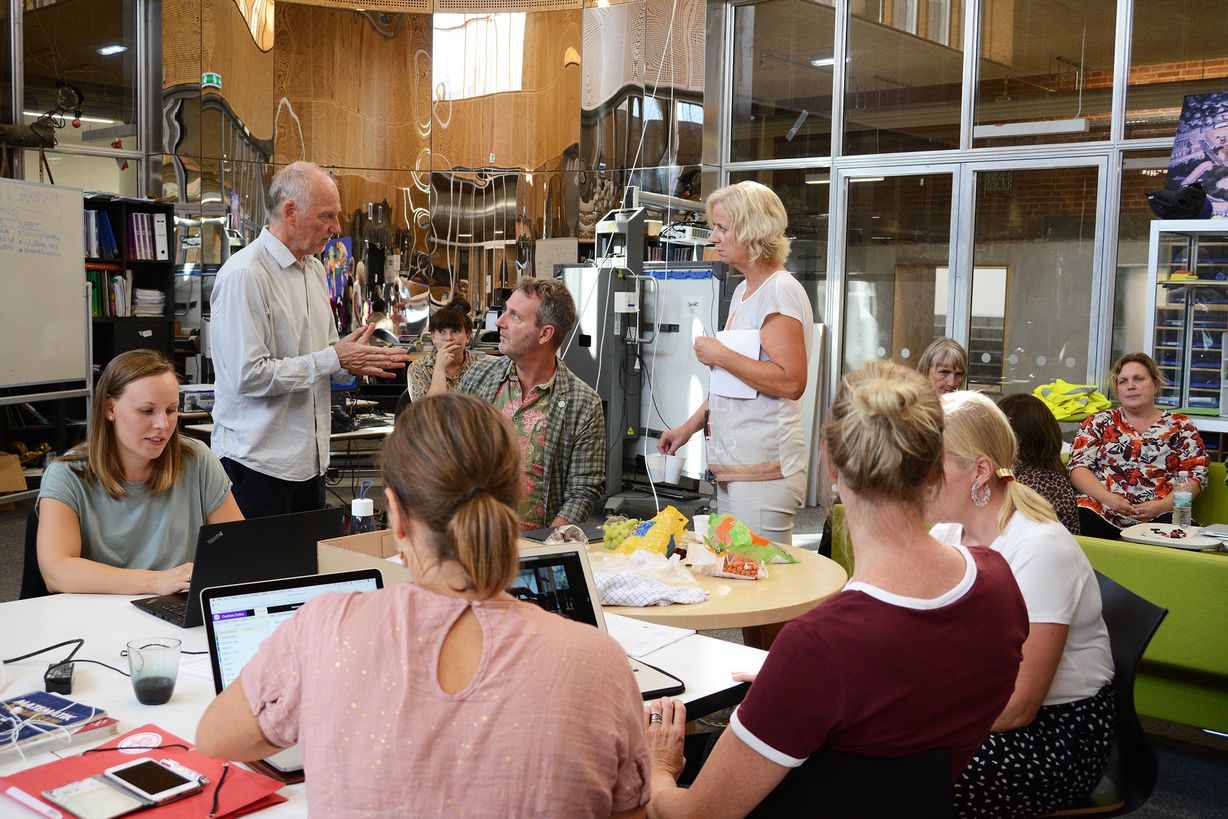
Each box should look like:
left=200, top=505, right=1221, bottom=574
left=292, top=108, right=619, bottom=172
left=614, top=505, right=689, bottom=556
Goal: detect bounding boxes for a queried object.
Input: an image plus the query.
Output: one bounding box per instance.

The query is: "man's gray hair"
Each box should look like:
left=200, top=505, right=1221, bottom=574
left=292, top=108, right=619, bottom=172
left=269, top=161, right=326, bottom=222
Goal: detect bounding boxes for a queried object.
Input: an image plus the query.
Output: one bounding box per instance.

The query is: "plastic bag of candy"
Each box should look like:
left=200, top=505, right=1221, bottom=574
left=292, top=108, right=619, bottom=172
left=707, top=514, right=798, bottom=564
left=611, top=505, right=689, bottom=557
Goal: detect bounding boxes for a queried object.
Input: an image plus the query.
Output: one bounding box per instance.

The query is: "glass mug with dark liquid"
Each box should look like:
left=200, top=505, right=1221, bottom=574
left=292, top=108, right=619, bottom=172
left=126, top=638, right=181, bottom=705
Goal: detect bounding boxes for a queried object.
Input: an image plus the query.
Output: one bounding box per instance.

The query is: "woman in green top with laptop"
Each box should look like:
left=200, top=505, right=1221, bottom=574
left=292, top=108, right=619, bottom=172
left=36, top=349, right=242, bottom=594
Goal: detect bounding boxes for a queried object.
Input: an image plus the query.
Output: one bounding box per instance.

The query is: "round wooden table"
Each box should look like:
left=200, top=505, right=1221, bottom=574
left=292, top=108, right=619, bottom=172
left=594, top=544, right=848, bottom=648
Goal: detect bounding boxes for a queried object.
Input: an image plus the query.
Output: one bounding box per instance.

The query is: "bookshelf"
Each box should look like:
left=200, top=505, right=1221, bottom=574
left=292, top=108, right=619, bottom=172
left=83, top=195, right=176, bottom=371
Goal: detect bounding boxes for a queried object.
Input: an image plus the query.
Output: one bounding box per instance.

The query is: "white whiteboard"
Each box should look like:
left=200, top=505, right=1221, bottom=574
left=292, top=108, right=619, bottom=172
left=0, top=178, right=88, bottom=389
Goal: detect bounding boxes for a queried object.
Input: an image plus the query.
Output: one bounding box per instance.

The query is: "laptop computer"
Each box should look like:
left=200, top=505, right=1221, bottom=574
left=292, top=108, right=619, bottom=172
left=515, top=542, right=684, bottom=700
left=131, top=507, right=345, bottom=628
left=200, top=569, right=384, bottom=776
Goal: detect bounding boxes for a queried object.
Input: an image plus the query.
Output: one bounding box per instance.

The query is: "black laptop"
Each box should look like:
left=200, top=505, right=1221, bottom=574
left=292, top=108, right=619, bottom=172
left=131, top=507, right=345, bottom=628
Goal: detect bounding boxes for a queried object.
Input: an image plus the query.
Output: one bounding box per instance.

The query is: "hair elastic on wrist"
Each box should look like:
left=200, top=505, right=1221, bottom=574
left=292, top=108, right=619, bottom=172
left=994, top=467, right=1016, bottom=483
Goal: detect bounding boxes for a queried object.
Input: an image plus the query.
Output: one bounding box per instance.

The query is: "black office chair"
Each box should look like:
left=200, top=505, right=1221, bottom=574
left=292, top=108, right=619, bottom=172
left=19, top=505, right=53, bottom=599
left=1049, top=571, right=1168, bottom=817
left=393, top=389, right=412, bottom=419
left=748, top=747, right=952, bottom=819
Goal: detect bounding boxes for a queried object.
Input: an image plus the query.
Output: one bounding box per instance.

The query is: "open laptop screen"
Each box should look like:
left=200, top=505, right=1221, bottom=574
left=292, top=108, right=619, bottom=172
left=511, top=550, right=600, bottom=628
left=202, top=571, right=382, bottom=691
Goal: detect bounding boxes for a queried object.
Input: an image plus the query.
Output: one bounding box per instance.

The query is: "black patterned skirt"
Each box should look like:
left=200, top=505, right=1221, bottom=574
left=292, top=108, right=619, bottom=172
left=952, top=683, right=1115, bottom=818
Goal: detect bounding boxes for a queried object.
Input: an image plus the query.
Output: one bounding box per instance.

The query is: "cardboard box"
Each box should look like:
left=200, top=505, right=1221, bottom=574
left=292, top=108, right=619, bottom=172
left=318, top=530, right=411, bottom=586
left=0, top=454, right=28, bottom=494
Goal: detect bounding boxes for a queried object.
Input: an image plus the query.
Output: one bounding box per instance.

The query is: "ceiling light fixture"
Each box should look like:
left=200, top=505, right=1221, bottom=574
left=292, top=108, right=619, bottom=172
left=97, top=44, right=127, bottom=56
left=809, top=57, right=835, bottom=68
left=804, top=173, right=830, bottom=185
left=23, top=110, right=115, bottom=125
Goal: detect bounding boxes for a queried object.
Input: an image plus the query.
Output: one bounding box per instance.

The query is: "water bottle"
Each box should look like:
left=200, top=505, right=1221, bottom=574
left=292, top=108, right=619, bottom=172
left=349, top=480, right=376, bottom=535
left=1172, top=471, right=1194, bottom=529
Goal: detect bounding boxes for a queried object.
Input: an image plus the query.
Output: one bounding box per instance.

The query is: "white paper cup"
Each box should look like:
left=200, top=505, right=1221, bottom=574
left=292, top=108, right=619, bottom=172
left=645, top=453, right=684, bottom=484
left=693, top=514, right=711, bottom=540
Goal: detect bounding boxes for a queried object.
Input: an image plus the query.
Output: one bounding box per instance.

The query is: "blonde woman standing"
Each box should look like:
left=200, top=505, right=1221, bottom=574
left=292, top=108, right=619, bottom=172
left=658, top=181, right=813, bottom=544
left=929, top=391, right=1114, bottom=818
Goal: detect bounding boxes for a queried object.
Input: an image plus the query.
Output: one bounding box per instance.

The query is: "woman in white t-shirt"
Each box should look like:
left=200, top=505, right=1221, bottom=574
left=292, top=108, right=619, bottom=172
left=658, top=181, right=813, bottom=543
left=929, top=391, right=1115, bottom=818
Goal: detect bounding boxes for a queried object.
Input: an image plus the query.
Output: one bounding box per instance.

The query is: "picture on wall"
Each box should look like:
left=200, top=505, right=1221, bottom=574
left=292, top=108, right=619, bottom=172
left=324, top=237, right=352, bottom=302
left=1168, top=92, right=1228, bottom=217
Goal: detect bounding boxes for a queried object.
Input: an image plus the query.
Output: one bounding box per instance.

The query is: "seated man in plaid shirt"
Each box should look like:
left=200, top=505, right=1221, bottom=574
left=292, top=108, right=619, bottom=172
left=434, top=277, right=605, bottom=528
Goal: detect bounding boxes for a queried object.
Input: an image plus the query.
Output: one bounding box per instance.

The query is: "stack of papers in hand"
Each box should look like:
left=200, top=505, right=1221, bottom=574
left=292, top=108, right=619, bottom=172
left=132, top=288, right=166, bottom=317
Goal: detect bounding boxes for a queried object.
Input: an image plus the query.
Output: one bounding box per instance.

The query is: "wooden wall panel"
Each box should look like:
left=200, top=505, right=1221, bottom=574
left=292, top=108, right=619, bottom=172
left=273, top=5, right=432, bottom=170
left=431, top=10, right=581, bottom=171
left=201, top=0, right=274, bottom=142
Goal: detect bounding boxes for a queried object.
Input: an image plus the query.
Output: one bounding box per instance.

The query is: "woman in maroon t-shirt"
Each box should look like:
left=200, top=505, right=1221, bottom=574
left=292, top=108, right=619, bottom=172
left=642, top=361, right=1029, bottom=818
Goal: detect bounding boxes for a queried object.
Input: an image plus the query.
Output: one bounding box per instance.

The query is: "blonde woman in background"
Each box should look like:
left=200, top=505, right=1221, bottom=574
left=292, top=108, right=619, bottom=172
left=197, top=394, right=648, bottom=817
left=658, top=181, right=813, bottom=544
left=929, top=391, right=1114, bottom=818
left=645, top=362, right=1027, bottom=817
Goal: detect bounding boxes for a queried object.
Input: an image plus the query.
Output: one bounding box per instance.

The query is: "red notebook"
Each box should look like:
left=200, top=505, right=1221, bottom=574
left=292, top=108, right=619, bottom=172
left=0, top=724, right=286, bottom=818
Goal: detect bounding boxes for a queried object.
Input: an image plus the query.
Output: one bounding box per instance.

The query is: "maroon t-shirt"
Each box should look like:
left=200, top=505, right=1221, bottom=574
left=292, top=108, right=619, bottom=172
left=732, top=545, right=1027, bottom=779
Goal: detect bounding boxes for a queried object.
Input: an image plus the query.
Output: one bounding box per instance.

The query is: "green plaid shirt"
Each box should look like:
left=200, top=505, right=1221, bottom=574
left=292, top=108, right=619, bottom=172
left=458, top=356, right=605, bottom=524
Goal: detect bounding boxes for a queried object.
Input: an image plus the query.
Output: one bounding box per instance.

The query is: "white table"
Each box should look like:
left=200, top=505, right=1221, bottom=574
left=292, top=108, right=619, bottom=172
left=0, top=593, right=764, bottom=817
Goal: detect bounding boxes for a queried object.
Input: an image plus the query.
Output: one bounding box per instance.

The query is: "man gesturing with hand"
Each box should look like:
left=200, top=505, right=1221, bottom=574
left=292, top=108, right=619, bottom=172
left=211, top=161, right=408, bottom=517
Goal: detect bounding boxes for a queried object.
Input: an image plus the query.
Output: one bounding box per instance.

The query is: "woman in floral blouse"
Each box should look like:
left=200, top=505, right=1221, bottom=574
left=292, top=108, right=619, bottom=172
left=405, top=298, right=484, bottom=403
left=1068, top=352, right=1208, bottom=539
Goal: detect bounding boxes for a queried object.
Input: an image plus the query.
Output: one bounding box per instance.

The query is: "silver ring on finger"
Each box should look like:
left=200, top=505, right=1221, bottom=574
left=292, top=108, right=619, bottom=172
left=649, top=713, right=663, bottom=725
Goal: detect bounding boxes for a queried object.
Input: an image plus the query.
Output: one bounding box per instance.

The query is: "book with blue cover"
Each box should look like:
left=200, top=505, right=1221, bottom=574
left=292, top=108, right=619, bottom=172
left=0, top=691, right=108, bottom=749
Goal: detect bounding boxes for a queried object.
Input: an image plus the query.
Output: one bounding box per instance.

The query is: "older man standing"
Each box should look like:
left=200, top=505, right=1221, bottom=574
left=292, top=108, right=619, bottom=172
left=435, top=277, right=605, bottom=528
left=211, top=161, right=407, bottom=517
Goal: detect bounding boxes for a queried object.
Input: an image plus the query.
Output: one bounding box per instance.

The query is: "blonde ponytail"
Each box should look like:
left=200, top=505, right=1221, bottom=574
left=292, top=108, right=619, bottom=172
left=942, top=392, right=1059, bottom=531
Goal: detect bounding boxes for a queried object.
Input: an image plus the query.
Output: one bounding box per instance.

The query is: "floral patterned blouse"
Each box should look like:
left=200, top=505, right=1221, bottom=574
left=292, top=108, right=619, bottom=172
left=1068, top=408, right=1208, bottom=529
left=406, top=349, right=484, bottom=403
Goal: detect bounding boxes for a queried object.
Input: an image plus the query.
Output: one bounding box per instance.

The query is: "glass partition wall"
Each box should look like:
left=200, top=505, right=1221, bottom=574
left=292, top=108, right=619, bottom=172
left=713, top=0, right=1228, bottom=407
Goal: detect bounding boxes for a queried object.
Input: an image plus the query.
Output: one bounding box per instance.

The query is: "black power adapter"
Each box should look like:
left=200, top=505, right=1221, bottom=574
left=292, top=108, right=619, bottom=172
left=45, top=662, right=74, bottom=695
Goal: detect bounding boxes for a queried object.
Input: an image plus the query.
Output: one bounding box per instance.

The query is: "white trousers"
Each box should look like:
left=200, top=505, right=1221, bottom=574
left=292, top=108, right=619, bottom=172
left=715, top=470, right=807, bottom=546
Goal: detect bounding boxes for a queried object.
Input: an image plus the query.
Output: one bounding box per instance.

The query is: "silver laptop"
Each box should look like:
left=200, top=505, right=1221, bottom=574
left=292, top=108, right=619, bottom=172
left=201, top=569, right=385, bottom=775
left=515, top=542, right=684, bottom=699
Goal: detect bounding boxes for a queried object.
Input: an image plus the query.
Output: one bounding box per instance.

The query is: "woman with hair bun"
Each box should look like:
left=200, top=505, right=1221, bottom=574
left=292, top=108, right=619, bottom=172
left=197, top=394, right=649, bottom=817
left=405, top=298, right=485, bottom=402
left=644, top=362, right=1027, bottom=817
left=658, top=181, right=813, bottom=544
left=930, top=391, right=1115, bottom=818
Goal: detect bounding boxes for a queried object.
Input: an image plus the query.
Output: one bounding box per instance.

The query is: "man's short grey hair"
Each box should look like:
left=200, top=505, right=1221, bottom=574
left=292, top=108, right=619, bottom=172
left=269, top=161, right=327, bottom=222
